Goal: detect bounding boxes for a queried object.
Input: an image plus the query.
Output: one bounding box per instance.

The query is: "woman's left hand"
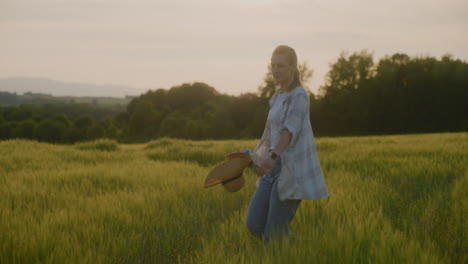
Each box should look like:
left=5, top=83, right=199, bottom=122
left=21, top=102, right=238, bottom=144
left=256, top=157, right=277, bottom=176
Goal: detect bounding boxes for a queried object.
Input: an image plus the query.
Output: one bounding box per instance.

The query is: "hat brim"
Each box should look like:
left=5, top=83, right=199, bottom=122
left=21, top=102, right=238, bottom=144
left=226, top=152, right=252, bottom=161
left=204, top=156, right=252, bottom=188
left=222, top=173, right=246, bottom=192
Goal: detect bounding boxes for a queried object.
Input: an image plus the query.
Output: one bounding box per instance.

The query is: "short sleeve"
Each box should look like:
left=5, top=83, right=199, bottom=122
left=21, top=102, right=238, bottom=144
left=252, top=114, right=271, bottom=166
left=281, top=92, right=309, bottom=146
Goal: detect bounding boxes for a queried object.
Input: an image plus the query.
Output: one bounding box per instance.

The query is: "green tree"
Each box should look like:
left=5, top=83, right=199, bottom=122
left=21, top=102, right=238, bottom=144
left=165, top=82, right=218, bottom=110
left=102, top=118, right=119, bottom=140
left=87, top=124, right=105, bottom=140
left=157, top=111, right=190, bottom=139
left=69, top=115, right=95, bottom=142
left=246, top=104, right=269, bottom=138
left=3, top=107, right=33, bottom=122
left=112, top=112, right=130, bottom=141
left=319, top=50, right=375, bottom=135
left=35, top=120, right=63, bottom=143
left=367, top=53, right=412, bottom=133
left=35, top=116, right=71, bottom=143
left=298, top=62, right=314, bottom=93
left=12, top=119, right=37, bottom=139
left=229, top=93, right=267, bottom=137
left=128, top=100, right=162, bottom=140
left=0, top=122, right=15, bottom=140
left=257, top=64, right=277, bottom=98
left=321, top=50, right=374, bottom=95
left=73, top=115, right=94, bottom=128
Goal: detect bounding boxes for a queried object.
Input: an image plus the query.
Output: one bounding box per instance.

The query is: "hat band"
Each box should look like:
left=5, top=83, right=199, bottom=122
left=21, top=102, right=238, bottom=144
left=222, top=174, right=242, bottom=184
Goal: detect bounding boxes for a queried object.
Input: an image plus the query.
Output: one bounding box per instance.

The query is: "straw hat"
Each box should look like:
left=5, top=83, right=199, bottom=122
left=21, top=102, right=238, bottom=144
left=204, top=152, right=253, bottom=192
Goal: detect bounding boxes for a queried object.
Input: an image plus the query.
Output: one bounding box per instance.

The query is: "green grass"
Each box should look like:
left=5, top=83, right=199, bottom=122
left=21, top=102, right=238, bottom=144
left=0, top=132, right=466, bottom=263
left=75, top=139, right=120, bottom=152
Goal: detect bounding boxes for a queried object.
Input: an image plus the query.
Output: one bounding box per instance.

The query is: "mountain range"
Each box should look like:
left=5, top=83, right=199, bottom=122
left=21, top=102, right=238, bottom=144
left=0, top=77, right=150, bottom=98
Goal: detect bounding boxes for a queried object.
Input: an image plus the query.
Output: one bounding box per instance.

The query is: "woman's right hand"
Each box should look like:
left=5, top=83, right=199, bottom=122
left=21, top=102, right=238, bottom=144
left=256, top=157, right=276, bottom=176
left=255, top=167, right=265, bottom=176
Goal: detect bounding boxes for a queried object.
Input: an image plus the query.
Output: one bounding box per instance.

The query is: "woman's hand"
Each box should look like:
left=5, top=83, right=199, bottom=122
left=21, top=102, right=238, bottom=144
left=256, top=157, right=277, bottom=176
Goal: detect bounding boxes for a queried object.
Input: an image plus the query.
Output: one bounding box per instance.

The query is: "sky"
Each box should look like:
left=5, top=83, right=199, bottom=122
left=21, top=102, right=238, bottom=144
left=1, top=0, right=467, bottom=96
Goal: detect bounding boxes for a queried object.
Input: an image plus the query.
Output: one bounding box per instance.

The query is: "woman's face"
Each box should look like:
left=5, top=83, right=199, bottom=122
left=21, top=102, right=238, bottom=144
left=271, top=54, right=295, bottom=85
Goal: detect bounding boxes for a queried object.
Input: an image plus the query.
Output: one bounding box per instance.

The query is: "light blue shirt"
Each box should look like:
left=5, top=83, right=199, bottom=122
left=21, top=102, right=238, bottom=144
left=268, top=91, right=288, bottom=149
left=252, top=86, right=329, bottom=201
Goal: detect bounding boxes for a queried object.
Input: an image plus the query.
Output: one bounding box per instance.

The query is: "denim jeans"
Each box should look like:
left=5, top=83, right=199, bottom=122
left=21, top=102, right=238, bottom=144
left=246, top=161, right=301, bottom=244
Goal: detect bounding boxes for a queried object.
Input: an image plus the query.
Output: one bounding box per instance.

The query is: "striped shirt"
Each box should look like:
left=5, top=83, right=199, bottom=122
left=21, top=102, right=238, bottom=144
left=252, top=86, right=329, bottom=201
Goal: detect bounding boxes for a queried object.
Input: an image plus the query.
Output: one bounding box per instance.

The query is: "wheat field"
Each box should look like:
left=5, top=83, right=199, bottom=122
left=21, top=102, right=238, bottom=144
left=0, top=132, right=466, bottom=263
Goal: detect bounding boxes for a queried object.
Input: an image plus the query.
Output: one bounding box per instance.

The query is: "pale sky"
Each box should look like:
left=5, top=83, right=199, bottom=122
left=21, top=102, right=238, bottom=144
left=1, top=0, right=467, bottom=96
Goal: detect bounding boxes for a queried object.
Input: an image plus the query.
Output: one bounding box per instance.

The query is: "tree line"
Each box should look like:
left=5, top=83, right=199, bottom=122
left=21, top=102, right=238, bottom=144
left=0, top=51, right=466, bottom=144
left=0, top=103, right=120, bottom=143
left=316, top=51, right=467, bottom=135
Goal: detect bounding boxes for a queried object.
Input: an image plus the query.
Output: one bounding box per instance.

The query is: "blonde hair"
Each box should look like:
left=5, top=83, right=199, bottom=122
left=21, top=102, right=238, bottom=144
left=272, top=45, right=302, bottom=89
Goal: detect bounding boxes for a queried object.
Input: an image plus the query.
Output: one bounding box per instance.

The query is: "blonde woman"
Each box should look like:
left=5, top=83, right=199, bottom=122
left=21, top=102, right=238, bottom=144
left=246, top=45, right=329, bottom=244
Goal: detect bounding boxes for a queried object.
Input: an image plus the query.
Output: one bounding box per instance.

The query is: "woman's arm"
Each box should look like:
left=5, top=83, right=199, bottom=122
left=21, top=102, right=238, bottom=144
left=272, top=129, right=292, bottom=156
left=256, top=129, right=291, bottom=175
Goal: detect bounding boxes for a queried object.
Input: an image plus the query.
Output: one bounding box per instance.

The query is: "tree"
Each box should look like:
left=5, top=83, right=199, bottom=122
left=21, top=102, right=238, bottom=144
left=245, top=103, right=269, bottom=138
left=73, top=115, right=94, bottom=128
left=102, top=118, right=119, bottom=140
left=321, top=50, right=374, bottom=95
left=368, top=53, right=412, bottom=133
left=35, top=118, right=69, bottom=143
left=228, top=93, right=266, bottom=134
left=298, top=62, right=314, bottom=94
left=157, top=111, right=190, bottom=139
left=165, top=82, right=218, bottom=110
left=2, top=107, right=33, bottom=122
left=0, top=122, right=14, bottom=140
left=87, top=124, right=105, bottom=140
left=69, top=115, right=96, bottom=142
left=128, top=100, right=162, bottom=140
left=12, top=119, right=37, bottom=139
left=319, top=50, right=375, bottom=135
left=257, top=64, right=276, bottom=98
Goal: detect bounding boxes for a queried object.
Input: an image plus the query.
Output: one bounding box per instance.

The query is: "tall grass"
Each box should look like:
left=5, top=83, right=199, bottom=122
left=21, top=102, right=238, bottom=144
left=0, top=133, right=466, bottom=263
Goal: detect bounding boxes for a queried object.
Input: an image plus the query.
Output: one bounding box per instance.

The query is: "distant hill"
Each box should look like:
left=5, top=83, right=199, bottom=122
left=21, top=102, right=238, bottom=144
left=0, top=91, right=134, bottom=107
left=0, top=77, right=149, bottom=97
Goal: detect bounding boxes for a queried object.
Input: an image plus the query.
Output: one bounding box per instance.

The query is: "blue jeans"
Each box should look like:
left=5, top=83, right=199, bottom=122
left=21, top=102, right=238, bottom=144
left=246, top=161, right=301, bottom=244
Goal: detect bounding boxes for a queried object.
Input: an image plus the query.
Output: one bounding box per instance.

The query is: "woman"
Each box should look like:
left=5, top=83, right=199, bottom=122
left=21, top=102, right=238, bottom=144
left=246, top=45, right=329, bottom=244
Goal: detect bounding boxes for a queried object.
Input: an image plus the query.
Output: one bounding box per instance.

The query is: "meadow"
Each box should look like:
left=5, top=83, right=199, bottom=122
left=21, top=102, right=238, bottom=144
left=0, top=132, right=466, bottom=263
